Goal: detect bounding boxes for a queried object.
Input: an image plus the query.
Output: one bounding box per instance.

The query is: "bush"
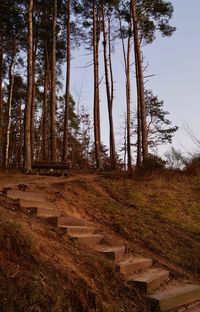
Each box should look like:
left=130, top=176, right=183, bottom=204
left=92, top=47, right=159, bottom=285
left=185, top=154, right=200, bottom=175
left=138, top=154, right=166, bottom=174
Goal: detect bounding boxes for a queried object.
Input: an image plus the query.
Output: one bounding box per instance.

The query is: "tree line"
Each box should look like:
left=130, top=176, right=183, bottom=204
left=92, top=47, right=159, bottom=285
left=0, top=0, right=178, bottom=172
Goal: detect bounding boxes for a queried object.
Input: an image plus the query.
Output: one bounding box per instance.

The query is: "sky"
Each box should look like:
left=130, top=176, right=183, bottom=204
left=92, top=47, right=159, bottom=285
left=143, top=0, right=200, bottom=156
left=69, top=0, right=200, bottom=159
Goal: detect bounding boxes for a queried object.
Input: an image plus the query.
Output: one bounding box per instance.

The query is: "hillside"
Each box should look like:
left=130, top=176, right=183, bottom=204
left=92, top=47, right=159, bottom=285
left=0, top=170, right=200, bottom=311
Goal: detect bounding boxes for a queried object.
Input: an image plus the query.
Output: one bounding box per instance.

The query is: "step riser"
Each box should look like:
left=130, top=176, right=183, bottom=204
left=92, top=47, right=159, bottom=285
left=114, top=249, right=126, bottom=261
left=120, top=259, right=152, bottom=274
left=56, top=226, right=95, bottom=236
left=37, top=209, right=61, bottom=218
left=46, top=216, right=86, bottom=226
left=134, top=272, right=169, bottom=294
left=100, top=248, right=126, bottom=261
left=65, top=227, right=95, bottom=236
left=46, top=217, right=58, bottom=225
left=55, top=227, right=68, bottom=235
left=161, top=291, right=200, bottom=312
left=58, top=217, right=86, bottom=226
left=74, top=236, right=103, bottom=246
left=149, top=285, right=200, bottom=311
left=22, top=207, right=60, bottom=218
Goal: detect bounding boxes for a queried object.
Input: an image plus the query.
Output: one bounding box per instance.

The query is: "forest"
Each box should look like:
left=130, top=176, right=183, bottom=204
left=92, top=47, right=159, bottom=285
left=0, top=0, right=179, bottom=172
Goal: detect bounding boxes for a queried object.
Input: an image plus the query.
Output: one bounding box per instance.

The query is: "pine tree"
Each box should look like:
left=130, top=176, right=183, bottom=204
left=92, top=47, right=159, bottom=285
left=101, top=0, right=117, bottom=169
left=92, top=0, right=102, bottom=169
left=50, top=0, right=58, bottom=162
left=145, top=90, right=178, bottom=151
left=130, top=0, right=175, bottom=165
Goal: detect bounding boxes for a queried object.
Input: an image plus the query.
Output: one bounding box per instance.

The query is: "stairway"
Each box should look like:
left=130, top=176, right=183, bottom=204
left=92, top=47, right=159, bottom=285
left=6, top=188, right=200, bottom=312
left=7, top=189, right=63, bottom=217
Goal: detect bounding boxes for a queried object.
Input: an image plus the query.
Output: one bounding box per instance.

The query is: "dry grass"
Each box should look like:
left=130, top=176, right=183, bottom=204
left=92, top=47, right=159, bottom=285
left=0, top=222, right=34, bottom=259
left=95, top=171, right=200, bottom=272
left=0, top=218, right=109, bottom=312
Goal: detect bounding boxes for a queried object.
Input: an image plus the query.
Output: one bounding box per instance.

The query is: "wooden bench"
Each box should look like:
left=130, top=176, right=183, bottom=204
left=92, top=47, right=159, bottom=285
left=32, top=162, right=70, bottom=176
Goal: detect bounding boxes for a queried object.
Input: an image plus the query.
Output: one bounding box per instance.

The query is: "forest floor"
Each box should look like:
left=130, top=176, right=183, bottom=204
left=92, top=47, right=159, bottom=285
left=0, top=169, right=200, bottom=311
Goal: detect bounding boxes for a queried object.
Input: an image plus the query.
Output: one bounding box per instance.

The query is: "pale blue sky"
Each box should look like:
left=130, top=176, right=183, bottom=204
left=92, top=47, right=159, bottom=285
left=143, top=0, right=200, bottom=156
left=70, top=0, right=200, bottom=159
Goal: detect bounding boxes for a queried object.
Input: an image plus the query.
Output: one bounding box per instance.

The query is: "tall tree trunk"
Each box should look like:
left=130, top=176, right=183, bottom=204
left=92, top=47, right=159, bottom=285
left=24, top=0, right=33, bottom=172
left=96, top=12, right=101, bottom=168
left=128, top=13, right=142, bottom=168
left=120, top=13, right=132, bottom=171
left=63, top=0, right=71, bottom=162
left=102, top=3, right=116, bottom=169
left=126, top=31, right=132, bottom=171
left=137, top=88, right=142, bottom=166
left=50, top=0, right=57, bottom=162
left=92, top=0, right=101, bottom=169
left=135, top=49, right=142, bottom=166
left=31, top=37, right=37, bottom=162
left=119, top=18, right=131, bottom=170
left=0, top=49, right=3, bottom=166
left=31, top=81, right=35, bottom=160
left=42, top=51, right=49, bottom=161
left=123, top=113, right=127, bottom=170
left=108, top=16, right=116, bottom=169
left=16, top=94, right=23, bottom=167
left=5, top=47, right=16, bottom=168
left=44, top=38, right=51, bottom=161
left=131, top=0, right=148, bottom=161
left=44, top=38, right=52, bottom=87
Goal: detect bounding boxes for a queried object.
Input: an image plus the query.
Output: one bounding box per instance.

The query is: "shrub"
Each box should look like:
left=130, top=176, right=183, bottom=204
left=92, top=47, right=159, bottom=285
left=185, top=154, right=200, bottom=175
left=138, top=154, right=166, bottom=173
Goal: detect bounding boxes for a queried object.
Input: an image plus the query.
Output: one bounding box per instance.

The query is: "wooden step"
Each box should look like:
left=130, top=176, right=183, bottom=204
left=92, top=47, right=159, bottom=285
left=70, top=234, right=103, bottom=246
left=36, top=208, right=62, bottom=218
left=57, top=226, right=96, bottom=235
left=58, top=216, right=86, bottom=226
left=129, top=268, right=169, bottom=294
left=117, top=257, right=152, bottom=275
left=7, top=190, right=46, bottom=202
left=95, top=246, right=126, bottom=261
left=46, top=216, right=86, bottom=226
left=25, top=207, right=61, bottom=218
left=19, top=199, right=55, bottom=210
left=149, top=284, right=200, bottom=311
